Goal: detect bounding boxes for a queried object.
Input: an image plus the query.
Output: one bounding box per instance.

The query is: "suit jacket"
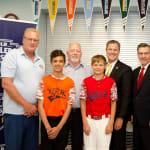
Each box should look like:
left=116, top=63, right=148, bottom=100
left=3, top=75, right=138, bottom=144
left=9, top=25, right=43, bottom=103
left=133, top=64, right=150, bottom=127
left=110, top=60, right=132, bottom=121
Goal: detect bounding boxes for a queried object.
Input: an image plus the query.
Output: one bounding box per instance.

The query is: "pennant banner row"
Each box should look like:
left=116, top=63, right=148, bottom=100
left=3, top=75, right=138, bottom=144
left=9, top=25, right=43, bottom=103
left=32, top=0, right=149, bottom=32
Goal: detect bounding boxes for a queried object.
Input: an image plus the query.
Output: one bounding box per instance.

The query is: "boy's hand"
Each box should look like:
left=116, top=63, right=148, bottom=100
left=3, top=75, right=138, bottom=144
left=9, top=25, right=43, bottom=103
left=48, top=126, right=60, bottom=139
left=83, top=122, right=91, bottom=136
left=105, top=122, right=113, bottom=134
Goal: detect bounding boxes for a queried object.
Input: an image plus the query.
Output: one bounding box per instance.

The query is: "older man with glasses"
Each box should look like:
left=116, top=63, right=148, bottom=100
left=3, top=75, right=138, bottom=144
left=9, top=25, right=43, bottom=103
left=1, top=28, right=45, bottom=150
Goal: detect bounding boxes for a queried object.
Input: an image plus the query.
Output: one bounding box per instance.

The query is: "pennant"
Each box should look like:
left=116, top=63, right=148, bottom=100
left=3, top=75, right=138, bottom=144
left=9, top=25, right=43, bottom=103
left=48, top=0, right=59, bottom=33
left=32, top=0, right=42, bottom=23
left=119, top=0, right=131, bottom=31
left=66, top=0, right=76, bottom=32
left=137, top=0, right=148, bottom=30
left=101, top=0, right=112, bottom=31
left=83, top=0, right=94, bottom=32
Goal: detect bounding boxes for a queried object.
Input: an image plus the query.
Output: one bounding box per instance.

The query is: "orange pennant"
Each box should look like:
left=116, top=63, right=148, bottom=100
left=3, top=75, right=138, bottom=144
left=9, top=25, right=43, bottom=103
left=66, top=0, right=76, bottom=32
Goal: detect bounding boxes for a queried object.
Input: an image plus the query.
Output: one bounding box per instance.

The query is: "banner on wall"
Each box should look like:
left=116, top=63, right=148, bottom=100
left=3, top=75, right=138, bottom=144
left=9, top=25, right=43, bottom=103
left=137, top=0, right=148, bottom=30
left=32, top=0, right=42, bottom=23
left=48, top=0, right=59, bottom=33
left=66, top=0, right=76, bottom=33
left=0, top=18, right=36, bottom=149
left=83, top=0, right=94, bottom=32
left=119, top=0, right=131, bottom=31
left=101, top=0, right=112, bottom=31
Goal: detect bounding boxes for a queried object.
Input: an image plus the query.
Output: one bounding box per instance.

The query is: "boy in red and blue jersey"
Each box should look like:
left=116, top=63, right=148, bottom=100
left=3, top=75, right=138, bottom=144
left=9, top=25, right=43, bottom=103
left=80, top=55, right=117, bottom=150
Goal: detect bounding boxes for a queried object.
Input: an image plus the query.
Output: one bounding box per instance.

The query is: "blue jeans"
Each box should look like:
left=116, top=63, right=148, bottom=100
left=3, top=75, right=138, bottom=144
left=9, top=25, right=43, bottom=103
left=4, top=114, right=39, bottom=150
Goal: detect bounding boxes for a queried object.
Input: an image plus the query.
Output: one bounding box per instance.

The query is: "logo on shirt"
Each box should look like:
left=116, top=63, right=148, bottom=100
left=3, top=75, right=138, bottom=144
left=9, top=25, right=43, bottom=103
left=47, top=88, right=66, bottom=102
left=88, top=90, right=108, bottom=101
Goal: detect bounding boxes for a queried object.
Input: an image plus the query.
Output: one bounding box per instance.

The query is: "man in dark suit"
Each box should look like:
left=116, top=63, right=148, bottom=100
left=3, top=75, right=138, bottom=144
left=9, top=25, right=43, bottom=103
left=132, top=43, right=150, bottom=150
left=105, top=40, right=132, bottom=150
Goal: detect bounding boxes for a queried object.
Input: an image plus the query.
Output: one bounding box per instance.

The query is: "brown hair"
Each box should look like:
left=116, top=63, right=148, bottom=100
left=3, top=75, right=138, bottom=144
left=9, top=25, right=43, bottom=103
left=106, top=40, right=120, bottom=50
left=137, top=43, right=150, bottom=52
left=91, top=55, right=107, bottom=65
left=50, top=49, right=66, bottom=62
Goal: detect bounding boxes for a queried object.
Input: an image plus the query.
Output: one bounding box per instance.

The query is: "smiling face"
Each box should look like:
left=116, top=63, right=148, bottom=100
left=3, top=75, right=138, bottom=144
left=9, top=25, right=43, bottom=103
left=92, top=60, right=106, bottom=76
left=106, top=43, right=120, bottom=63
left=67, top=43, right=82, bottom=65
left=51, top=56, right=65, bottom=73
left=138, top=46, right=150, bottom=67
left=22, top=29, right=40, bottom=54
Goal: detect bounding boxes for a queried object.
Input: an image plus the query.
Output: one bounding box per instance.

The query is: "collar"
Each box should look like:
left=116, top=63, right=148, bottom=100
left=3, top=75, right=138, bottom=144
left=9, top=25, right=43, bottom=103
left=140, top=62, right=150, bottom=70
left=20, top=46, right=40, bottom=61
left=92, top=75, right=106, bottom=81
left=51, top=74, right=66, bottom=80
left=65, top=62, right=84, bottom=69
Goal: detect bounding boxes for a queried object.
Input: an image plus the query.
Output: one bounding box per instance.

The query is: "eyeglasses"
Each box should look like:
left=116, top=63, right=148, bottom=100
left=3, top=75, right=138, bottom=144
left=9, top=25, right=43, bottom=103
left=24, top=37, right=39, bottom=42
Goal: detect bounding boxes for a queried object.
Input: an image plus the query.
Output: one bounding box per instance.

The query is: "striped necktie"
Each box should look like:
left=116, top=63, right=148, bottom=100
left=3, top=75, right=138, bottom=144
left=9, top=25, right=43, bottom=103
left=106, top=64, right=112, bottom=76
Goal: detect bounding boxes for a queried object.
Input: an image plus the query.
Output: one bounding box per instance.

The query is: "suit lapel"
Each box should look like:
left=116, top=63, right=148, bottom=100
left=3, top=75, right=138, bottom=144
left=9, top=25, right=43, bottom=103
left=110, top=60, right=120, bottom=78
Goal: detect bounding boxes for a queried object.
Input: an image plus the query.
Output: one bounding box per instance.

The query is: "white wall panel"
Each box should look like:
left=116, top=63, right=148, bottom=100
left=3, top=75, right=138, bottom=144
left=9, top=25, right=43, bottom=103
left=45, top=10, right=150, bottom=74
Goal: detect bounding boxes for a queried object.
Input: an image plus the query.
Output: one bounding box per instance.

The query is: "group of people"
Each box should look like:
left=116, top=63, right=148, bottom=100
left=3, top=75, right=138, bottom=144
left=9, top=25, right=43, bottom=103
left=1, top=27, right=150, bottom=150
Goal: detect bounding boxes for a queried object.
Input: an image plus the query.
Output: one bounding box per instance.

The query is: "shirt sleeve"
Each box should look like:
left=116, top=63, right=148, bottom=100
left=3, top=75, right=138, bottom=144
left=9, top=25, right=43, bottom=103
left=1, top=51, right=17, bottom=77
left=36, top=79, right=44, bottom=100
left=79, top=81, right=87, bottom=100
left=110, top=82, right=118, bottom=102
left=68, top=87, right=76, bottom=104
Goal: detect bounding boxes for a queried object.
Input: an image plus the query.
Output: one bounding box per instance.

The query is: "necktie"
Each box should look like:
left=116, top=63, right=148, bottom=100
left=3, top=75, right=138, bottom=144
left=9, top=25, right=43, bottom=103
left=106, top=64, right=112, bottom=76
left=137, top=67, right=145, bottom=90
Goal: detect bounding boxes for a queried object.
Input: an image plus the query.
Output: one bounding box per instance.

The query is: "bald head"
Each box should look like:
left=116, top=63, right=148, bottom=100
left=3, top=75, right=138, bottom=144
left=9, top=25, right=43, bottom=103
left=67, top=43, right=82, bottom=66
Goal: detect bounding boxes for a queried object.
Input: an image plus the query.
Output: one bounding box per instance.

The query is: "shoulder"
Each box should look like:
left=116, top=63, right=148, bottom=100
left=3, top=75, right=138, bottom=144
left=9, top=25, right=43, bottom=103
left=117, top=61, right=132, bottom=70
left=133, top=66, right=140, bottom=73
left=116, top=61, right=132, bottom=74
left=105, top=76, right=116, bottom=84
left=3, top=48, right=20, bottom=59
left=83, top=75, right=93, bottom=82
left=42, top=75, right=52, bottom=82
left=65, top=76, right=75, bottom=84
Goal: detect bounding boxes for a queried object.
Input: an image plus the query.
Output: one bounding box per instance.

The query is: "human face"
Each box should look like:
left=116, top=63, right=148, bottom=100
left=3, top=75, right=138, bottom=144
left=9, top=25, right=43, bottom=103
left=67, top=43, right=82, bottom=64
left=92, top=60, right=106, bottom=76
left=51, top=56, right=65, bottom=73
left=138, top=46, right=150, bottom=67
left=22, top=31, right=39, bottom=54
left=106, top=43, right=120, bottom=63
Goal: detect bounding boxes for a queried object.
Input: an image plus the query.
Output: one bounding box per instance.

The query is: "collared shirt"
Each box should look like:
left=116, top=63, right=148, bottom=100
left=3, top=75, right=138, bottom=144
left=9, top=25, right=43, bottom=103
left=1, top=46, right=45, bottom=114
left=63, top=62, right=92, bottom=108
left=139, top=62, right=150, bottom=76
left=105, top=60, right=118, bottom=75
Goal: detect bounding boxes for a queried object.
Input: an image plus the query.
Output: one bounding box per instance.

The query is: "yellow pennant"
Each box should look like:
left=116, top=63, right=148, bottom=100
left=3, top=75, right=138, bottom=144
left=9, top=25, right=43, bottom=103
left=48, top=0, right=59, bottom=33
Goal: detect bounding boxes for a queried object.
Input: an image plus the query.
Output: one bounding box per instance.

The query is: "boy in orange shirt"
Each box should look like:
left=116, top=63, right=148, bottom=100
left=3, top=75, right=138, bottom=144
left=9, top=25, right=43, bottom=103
left=37, top=50, right=75, bottom=150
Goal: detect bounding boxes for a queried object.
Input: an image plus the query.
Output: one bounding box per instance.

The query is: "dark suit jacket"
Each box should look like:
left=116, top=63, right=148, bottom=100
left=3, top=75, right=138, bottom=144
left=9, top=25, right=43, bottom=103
left=133, top=65, right=150, bottom=127
left=110, top=60, right=132, bottom=121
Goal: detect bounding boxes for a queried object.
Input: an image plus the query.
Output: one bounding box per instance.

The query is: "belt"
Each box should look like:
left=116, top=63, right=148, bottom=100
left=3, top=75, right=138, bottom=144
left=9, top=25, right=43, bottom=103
left=72, top=108, right=80, bottom=112
left=87, top=114, right=110, bottom=120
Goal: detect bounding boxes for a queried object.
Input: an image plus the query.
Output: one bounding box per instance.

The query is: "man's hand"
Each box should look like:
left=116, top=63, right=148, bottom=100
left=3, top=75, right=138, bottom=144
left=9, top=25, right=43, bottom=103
left=114, top=118, right=123, bottom=130
left=24, top=103, right=37, bottom=117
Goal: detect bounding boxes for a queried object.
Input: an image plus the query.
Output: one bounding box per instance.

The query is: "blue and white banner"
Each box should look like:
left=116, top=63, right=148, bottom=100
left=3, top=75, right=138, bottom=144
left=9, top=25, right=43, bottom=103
left=83, top=0, right=94, bottom=32
left=0, top=18, right=36, bottom=149
left=32, top=0, right=42, bottom=23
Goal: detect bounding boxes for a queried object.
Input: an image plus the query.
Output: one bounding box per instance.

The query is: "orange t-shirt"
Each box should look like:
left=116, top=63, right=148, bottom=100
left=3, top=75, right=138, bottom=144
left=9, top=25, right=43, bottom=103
left=37, top=75, right=75, bottom=117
